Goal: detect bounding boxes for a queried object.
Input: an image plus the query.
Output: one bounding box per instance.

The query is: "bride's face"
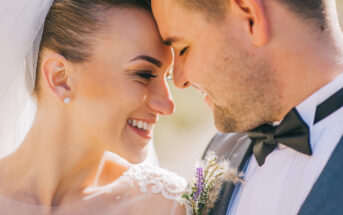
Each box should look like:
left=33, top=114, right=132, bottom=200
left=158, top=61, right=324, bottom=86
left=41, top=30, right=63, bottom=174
left=69, top=9, right=174, bottom=163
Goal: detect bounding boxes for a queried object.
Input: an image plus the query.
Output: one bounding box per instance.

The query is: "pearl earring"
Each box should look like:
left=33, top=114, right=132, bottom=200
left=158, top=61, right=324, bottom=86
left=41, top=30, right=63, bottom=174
left=64, top=97, right=71, bottom=104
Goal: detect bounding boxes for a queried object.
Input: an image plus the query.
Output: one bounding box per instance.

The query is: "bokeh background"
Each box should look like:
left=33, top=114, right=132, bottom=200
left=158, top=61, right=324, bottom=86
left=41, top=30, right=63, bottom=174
left=154, top=0, right=343, bottom=181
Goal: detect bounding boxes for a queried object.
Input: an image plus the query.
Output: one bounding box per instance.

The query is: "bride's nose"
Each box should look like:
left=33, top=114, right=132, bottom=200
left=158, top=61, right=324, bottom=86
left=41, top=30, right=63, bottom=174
left=147, top=83, right=175, bottom=116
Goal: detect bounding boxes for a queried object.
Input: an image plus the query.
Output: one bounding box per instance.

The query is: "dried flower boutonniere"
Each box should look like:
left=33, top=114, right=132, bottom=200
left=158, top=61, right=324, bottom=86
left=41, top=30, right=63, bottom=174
left=179, top=151, right=243, bottom=215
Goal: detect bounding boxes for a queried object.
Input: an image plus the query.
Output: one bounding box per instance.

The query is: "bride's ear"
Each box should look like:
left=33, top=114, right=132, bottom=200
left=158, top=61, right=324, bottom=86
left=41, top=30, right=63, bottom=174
left=41, top=51, right=72, bottom=103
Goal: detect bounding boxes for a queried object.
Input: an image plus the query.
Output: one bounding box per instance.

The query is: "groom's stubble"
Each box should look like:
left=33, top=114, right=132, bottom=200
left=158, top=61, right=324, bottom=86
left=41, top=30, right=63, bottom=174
left=209, top=36, right=284, bottom=133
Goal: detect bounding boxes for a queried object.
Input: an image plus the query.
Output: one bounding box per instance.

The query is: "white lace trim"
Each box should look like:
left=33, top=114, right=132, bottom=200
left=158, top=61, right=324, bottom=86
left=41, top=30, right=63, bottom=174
left=122, top=164, right=187, bottom=200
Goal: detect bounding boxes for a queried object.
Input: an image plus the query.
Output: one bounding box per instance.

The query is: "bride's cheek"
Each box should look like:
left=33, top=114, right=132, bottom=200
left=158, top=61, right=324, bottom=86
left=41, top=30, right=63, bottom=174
left=125, top=82, right=149, bottom=106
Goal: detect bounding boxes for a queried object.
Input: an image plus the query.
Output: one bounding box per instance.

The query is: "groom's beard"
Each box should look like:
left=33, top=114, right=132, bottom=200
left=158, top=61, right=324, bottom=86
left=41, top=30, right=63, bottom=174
left=213, top=104, right=242, bottom=133
left=213, top=94, right=283, bottom=133
left=204, top=34, right=283, bottom=133
left=213, top=103, right=263, bottom=133
left=212, top=70, right=283, bottom=133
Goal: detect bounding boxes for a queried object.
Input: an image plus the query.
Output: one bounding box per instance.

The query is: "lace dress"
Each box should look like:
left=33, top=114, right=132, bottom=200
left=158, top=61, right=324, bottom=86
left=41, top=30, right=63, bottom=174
left=83, top=151, right=188, bottom=215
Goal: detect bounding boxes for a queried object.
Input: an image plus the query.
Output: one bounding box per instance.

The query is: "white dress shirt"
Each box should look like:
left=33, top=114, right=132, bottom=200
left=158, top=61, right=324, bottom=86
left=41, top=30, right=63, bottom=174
left=228, top=73, right=343, bottom=215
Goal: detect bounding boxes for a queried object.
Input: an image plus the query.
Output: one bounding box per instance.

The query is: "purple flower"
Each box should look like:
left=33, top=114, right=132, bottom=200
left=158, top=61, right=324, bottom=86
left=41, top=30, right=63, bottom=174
left=193, top=167, right=204, bottom=201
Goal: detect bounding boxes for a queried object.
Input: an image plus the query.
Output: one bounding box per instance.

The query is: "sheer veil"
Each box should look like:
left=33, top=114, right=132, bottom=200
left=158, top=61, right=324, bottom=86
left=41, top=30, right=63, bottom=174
left=0, top=0, right=53, bottom=157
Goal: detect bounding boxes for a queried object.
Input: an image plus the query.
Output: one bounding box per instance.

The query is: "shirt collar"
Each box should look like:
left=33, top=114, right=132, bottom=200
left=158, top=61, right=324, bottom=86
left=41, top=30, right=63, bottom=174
left=295, top=73, right=343, bottom=148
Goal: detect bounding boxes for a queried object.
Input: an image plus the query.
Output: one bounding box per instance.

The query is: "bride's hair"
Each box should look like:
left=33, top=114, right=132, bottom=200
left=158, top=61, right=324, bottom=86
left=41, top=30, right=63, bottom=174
left=34, top=0, right=150, bottom=95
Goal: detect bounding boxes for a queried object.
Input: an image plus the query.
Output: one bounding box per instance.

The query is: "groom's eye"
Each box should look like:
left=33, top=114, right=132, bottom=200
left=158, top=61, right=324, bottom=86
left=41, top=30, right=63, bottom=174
left=179, top=47, right=188, bottom=56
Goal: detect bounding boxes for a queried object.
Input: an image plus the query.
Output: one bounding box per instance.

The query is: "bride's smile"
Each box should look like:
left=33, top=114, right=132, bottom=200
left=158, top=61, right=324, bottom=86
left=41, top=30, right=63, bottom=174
left=127, top=118, right=156, bottom=140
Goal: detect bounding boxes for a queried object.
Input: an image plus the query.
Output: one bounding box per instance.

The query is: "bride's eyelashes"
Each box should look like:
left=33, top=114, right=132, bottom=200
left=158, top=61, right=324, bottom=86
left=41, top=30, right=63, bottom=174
left=136, top=70, right=158, bottom=80
left=133, top=70, right=158, bottom=85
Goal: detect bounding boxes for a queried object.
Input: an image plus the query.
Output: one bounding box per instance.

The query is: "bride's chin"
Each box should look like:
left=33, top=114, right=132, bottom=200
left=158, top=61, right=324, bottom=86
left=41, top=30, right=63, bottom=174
left=125, top=122, right=153, bottom=144
left=123, top=146, right=149, bottom=164
left=119, top=129, right=151, bottom=163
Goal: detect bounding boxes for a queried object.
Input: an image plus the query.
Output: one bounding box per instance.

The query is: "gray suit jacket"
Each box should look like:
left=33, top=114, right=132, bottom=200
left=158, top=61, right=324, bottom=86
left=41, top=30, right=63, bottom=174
left=203, top=132, right=343, bottom=215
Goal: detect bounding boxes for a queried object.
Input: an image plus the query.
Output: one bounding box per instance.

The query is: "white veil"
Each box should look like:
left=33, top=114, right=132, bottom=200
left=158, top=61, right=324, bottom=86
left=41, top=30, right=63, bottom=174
left=0, top=0, right=53, bottom=157
left=0, top=0, right=159, bottom=165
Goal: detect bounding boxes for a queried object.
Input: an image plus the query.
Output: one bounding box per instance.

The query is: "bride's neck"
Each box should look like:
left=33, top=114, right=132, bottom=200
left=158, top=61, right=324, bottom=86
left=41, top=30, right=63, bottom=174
left=0, top=108, right=114, bottom=206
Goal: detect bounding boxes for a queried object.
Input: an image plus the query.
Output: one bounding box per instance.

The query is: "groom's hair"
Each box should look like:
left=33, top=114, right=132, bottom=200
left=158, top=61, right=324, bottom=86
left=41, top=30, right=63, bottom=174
left=35, top=0, right=150, bottom=95
left=146, top=0, right=325, bottom=23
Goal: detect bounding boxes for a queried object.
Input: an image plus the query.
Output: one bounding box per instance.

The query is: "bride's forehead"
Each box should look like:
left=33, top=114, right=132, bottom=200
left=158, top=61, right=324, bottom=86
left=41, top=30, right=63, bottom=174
left=94, top=9, right=168, bottom=53
left=101, top=8, right=158, bottom=37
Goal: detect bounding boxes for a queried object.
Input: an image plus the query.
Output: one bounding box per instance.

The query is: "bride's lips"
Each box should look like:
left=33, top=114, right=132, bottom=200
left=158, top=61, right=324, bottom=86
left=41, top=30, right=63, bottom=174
left=127, top=118, right=156, bottom=139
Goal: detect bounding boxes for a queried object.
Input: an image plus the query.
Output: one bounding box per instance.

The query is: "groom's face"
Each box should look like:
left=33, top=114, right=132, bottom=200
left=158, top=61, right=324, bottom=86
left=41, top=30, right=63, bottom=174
left=152, top=0, right=280, bottom=132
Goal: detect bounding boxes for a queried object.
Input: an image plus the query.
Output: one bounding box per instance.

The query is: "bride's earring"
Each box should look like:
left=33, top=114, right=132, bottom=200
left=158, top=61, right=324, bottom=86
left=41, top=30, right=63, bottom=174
left=64, top=97, right=71, bottom=104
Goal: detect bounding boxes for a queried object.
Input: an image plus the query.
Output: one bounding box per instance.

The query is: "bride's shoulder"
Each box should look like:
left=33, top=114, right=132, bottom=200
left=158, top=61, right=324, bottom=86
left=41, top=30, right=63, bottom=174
left=84, top=159, right=187, bottom=215
left=121, top=163, right=187, bottom=200
left=86, top=151, right=187, bottom=200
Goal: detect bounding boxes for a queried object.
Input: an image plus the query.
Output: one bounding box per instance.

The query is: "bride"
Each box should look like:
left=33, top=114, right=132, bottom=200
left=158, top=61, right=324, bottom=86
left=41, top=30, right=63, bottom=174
left=0, top=0, right=187, bottom=214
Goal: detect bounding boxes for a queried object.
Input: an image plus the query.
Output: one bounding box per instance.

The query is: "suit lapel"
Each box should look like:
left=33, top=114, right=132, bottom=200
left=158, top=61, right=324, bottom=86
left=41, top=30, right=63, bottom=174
left=209, top=135, right=252, bottom=215
left=299, top=134, right=343, bottom=214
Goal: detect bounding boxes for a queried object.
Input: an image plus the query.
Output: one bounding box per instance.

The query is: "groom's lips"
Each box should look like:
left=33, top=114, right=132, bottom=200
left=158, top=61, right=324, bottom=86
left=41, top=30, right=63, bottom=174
left=192, top=84, right=214, bottom=108
left=204, top=95, right=214, bottom=109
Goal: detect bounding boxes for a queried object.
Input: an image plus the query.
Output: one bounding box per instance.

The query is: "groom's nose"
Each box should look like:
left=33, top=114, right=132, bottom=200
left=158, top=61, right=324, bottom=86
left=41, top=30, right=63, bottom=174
left=173, top=63, right=190, bottom=89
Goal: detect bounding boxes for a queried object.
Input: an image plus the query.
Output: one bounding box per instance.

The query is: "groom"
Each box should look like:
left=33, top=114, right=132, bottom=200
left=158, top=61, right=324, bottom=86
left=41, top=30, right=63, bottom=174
left=148, top=0, right=343, bottom=214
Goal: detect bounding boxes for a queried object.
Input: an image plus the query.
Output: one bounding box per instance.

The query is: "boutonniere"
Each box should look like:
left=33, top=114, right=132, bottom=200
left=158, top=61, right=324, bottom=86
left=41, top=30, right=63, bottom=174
left=179, top=151, right=243, bottom=215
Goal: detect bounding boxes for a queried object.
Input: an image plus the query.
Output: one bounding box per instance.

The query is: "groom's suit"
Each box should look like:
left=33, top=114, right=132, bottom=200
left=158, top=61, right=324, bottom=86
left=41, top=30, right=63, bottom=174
left=203, top=74, right=343, bottom=215
left=204, top=133, right=343, bottom=215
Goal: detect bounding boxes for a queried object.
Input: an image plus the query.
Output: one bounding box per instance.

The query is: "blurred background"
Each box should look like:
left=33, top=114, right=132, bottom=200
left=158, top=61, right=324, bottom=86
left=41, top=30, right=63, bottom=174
left=154, top=0, right=343, bottom=181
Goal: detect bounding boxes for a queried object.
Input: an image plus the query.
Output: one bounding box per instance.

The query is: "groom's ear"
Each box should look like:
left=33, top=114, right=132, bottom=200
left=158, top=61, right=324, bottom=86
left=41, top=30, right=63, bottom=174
left=230, top=0, right=269, bottom=46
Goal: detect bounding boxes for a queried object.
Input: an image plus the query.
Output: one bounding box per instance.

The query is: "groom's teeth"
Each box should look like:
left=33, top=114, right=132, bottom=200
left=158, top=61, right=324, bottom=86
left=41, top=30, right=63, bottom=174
left=127, top=119, right=153, bottom=132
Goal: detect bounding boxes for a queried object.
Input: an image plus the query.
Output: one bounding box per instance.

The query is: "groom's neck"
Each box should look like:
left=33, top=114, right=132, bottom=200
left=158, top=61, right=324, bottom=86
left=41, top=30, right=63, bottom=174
left=265, top=2, right=343, bottom=121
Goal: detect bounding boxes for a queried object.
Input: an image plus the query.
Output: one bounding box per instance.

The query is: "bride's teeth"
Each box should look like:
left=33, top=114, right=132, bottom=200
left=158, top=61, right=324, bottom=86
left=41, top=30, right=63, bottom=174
left=137, top=121, right=143, bottom=129
left=128, top=119, right=155, bottom=131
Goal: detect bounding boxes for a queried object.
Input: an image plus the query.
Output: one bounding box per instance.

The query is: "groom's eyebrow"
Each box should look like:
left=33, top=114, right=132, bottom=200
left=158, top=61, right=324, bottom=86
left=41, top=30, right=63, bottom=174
left=130, top=55, right=162, bottom=68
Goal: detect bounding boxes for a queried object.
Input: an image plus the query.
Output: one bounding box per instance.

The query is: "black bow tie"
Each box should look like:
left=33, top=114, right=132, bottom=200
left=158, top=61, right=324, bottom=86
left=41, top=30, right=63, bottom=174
left=247, top=87, right=343, bottom=166
left=247, top=109, right=311, bottom=166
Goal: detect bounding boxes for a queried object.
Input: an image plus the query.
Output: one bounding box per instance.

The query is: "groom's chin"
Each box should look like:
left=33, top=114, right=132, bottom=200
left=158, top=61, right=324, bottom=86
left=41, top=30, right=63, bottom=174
left=214, top=109, right=266, bottom=133
left=213, top=107, right=248, bottom=133
left=213, top=110, right=237, bottom=133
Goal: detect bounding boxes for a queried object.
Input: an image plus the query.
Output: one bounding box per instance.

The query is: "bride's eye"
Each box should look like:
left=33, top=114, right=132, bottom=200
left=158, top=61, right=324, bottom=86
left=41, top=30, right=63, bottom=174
left=179, top=47, right=188, bottom=56
left=136, top=70, right=158, bottom=80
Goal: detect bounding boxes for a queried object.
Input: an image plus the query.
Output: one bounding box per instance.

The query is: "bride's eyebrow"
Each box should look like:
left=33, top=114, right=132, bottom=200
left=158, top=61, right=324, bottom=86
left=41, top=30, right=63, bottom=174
left=130, top=55, right=162, bottom=68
